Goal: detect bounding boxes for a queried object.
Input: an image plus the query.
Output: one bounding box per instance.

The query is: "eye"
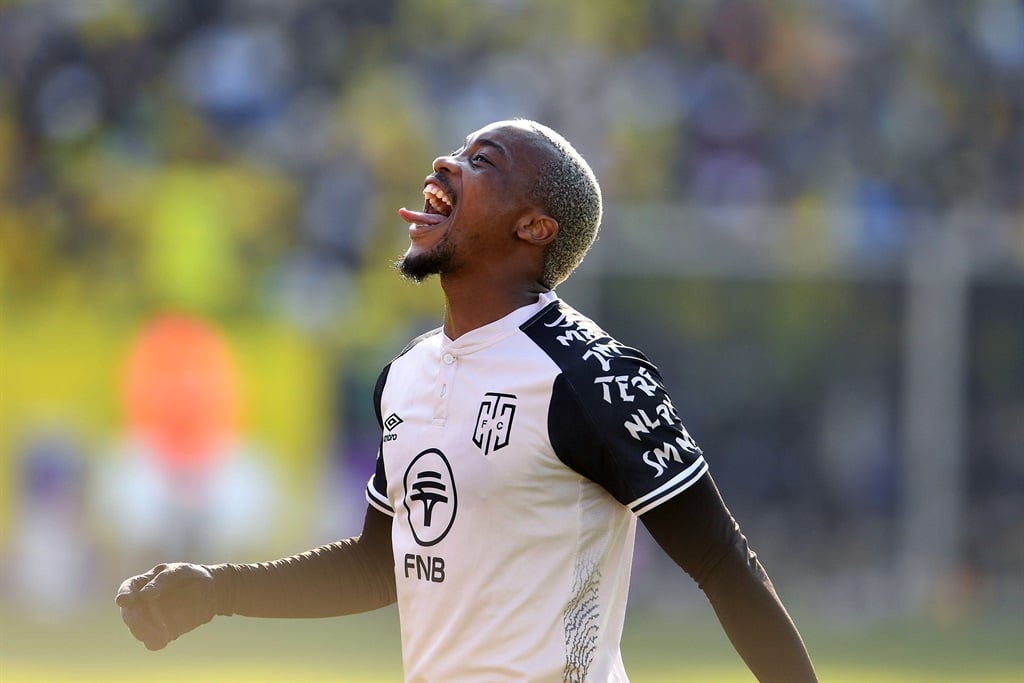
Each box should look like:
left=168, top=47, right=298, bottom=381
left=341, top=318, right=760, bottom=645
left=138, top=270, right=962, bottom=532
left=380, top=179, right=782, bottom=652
left=470, top=153, right=491, bottom=166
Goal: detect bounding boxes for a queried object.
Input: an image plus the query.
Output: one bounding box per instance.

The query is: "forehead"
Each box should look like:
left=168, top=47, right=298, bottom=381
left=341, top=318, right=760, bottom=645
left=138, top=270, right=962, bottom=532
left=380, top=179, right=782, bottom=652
left=463, top=122, right=553, bottom=166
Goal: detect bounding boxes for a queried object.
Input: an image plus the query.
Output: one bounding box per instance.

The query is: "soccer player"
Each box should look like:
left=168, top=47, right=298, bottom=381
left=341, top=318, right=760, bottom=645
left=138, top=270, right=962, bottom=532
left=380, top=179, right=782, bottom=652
left=116, top=119, right=818, bottom=682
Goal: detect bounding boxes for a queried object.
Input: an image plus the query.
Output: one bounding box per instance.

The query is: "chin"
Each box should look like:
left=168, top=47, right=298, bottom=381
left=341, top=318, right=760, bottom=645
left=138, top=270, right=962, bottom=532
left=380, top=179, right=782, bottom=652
left=397, top=240, right=456, bottom=282
left=396, top=252, right=441, bottom=283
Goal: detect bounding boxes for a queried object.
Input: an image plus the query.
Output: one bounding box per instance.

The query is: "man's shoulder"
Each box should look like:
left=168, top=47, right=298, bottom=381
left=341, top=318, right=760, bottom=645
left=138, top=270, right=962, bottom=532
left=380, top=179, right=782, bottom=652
left=520, top=298, right=649, bottom=380
left=374, top=327, right=442, bottom=399
left=395, top=326, right=443, bottom=359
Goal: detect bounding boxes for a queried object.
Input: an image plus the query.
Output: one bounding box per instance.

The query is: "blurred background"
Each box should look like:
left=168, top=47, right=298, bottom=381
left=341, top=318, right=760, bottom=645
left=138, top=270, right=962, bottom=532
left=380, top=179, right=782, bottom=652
left=0, top=0, right=1021, bottom=681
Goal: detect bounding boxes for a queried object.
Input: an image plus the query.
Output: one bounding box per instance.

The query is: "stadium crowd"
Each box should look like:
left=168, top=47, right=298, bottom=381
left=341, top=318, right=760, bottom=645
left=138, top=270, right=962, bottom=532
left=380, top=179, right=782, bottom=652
left=1, top=0, right=1022, bottom=619
left=2, top=0, right=1022, bottom=313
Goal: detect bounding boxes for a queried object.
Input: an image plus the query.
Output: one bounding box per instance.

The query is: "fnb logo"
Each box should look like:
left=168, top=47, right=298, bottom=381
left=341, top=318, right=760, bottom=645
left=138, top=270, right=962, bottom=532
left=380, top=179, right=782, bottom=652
left=403, top=448, right=457, bottom=547
left=473, top=392, right=517, bottom=455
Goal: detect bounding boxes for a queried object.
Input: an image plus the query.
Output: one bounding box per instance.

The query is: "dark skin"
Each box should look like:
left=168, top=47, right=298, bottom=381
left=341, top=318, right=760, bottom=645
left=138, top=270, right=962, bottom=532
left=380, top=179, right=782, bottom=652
left=396, top=121, right=559, bottom=338
left=402, top=121, right=816, bottom=681
left=117, top=120, right=817, bottom=682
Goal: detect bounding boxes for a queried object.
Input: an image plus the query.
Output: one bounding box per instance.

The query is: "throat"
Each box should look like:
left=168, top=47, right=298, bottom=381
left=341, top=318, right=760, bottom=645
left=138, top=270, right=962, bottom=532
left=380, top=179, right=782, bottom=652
left=440, top=282, right=545, bottom=339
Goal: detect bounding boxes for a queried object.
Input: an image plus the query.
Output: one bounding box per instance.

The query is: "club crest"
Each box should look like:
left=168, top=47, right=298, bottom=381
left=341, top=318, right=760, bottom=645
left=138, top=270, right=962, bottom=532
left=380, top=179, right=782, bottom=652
left=472, top=392, right=517, bottom=455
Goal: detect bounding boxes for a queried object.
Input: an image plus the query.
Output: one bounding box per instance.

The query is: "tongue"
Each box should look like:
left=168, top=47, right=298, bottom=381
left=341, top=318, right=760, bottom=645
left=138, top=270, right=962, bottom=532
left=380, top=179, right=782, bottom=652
left=399, top=207, right=446, bottom=226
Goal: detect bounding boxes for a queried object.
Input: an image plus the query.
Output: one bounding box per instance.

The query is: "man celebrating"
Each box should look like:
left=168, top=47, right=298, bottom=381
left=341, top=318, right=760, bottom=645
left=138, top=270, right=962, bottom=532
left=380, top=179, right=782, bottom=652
left=117, top=119, right=818, bottom=682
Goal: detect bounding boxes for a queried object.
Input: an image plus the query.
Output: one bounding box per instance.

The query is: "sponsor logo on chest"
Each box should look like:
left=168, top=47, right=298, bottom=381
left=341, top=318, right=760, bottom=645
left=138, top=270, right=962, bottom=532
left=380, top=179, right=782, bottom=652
left=394, top=390, right=519, bottom=583
left=401, top=448, right=456, bottom=583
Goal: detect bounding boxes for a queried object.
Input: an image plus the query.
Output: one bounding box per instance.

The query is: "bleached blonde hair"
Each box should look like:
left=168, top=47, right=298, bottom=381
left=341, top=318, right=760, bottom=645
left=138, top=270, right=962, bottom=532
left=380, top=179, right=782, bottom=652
left=517, top=120, right=603, bottom=287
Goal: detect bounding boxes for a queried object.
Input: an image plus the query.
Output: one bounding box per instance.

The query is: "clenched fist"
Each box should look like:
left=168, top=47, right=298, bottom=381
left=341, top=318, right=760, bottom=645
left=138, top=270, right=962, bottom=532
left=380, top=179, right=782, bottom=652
left=115, top=563, right=216, bottom=650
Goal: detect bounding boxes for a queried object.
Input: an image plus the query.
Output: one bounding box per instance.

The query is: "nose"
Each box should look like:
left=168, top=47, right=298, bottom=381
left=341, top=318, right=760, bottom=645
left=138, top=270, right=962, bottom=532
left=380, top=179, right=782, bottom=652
left=432, top=154, right=456, bottom=174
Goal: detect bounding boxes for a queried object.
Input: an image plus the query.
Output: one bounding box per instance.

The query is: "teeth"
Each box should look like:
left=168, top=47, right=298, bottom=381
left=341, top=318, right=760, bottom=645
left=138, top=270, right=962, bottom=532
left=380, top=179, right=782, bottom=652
left=427, top=194, right=445, bottom=214
left=422, top=183, right=453, bottom=215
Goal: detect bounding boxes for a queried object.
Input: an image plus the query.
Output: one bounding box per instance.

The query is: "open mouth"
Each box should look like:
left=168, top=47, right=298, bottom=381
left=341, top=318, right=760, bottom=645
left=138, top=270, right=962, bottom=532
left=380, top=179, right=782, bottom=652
left=398, top=179, right=455, bottom=229
left=423, top=181, right=454, bottom=217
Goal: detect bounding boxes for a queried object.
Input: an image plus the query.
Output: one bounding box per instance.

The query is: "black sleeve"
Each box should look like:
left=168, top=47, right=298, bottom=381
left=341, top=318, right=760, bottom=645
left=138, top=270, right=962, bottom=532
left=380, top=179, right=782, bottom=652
left=638, top=473, right=745, bottom=587
left=207, top=503, right=396, bottom=618
left=640, top=475, right=818, bottom=682
left=524, top=301, right=705, bottom=512
left=372, top=362, right=391, bottom=430
left=548, top=363, right=706, bottom=515
left=365, top=361, right=395, bottom=514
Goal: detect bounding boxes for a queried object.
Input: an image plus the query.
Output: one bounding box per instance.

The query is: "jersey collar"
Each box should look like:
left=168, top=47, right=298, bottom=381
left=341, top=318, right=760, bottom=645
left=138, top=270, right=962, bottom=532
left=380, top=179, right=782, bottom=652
left=441, top=290, right=559, bottom=355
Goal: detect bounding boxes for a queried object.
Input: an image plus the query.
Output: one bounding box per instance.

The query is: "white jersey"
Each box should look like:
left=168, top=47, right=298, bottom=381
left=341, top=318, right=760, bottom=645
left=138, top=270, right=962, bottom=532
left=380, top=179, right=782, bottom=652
left=366, top=290, right=707, bottom=683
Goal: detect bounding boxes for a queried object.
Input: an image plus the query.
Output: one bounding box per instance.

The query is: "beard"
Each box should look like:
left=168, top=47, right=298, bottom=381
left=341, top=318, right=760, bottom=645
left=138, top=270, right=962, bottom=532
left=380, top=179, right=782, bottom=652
left=395, top=238, right=457, bottom=283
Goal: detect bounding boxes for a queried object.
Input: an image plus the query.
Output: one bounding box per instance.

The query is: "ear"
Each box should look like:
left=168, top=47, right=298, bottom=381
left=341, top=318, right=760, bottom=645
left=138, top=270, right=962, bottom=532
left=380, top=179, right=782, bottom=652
left=515, top=214, right=558, bottom=246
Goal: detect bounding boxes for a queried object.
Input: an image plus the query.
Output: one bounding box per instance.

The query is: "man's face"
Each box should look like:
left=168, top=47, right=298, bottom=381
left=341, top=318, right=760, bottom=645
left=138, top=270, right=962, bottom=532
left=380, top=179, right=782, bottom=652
left=396, top=121, right=549, bottom=282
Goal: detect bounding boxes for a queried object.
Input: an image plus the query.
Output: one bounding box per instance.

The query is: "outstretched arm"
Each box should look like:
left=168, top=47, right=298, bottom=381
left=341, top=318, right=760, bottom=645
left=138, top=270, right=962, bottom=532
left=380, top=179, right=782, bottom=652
left=116, top=504, right=396, bottom=650
left=640, top=475, right=818, bottom=683
left=210, top=503, right=395, bottom=618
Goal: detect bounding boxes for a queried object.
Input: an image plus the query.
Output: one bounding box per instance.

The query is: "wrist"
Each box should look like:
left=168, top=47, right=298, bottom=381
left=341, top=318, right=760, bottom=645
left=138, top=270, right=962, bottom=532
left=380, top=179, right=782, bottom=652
left=204, top=563, right=236, bottom=616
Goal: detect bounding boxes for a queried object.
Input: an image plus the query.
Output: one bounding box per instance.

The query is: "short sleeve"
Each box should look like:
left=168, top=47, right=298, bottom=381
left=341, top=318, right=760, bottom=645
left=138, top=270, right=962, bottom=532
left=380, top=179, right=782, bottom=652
left=365, top=451, right=393, bottom=516
left=548, top=351, right=707, bottom=516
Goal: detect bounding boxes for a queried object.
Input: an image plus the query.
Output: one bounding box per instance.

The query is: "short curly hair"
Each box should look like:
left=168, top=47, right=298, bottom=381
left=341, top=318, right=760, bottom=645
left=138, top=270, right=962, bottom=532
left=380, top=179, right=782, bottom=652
left=517, top=120, right=603, bottom=288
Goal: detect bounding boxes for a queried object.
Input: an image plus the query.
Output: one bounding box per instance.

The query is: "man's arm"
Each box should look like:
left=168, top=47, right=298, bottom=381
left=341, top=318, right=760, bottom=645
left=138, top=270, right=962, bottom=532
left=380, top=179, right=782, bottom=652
left=116, top=504, right=396, bottom=649
left=210, top=503, right=396, bottom=618
left=640, top=475, right=818, bottom=683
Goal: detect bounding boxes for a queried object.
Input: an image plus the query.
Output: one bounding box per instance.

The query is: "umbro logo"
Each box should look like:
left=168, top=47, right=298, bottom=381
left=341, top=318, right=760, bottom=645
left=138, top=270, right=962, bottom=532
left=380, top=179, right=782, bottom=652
left=383, top=413, right=403, bottom=442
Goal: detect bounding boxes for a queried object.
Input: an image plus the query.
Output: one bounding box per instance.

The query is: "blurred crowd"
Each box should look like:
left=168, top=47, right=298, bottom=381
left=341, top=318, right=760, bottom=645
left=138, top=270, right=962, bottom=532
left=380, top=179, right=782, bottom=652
left=1, top=0, right=1022, bottom=619
left=2, top=0, right=1022, bottom=319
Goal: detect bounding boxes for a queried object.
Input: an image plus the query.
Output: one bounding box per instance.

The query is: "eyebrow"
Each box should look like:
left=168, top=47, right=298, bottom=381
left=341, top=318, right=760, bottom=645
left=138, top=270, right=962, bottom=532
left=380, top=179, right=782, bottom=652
left=463, top=136, right=510, bottom=160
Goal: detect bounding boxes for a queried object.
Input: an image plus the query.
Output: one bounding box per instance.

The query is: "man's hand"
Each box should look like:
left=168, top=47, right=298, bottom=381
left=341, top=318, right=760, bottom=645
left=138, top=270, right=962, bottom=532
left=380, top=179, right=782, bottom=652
left=115, top=563, right=216, bottom=650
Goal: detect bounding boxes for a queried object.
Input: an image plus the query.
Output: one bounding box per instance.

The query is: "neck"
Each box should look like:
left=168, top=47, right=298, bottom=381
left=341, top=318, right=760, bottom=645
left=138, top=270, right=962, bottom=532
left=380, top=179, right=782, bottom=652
left=440, top=275, right=549, bottom=339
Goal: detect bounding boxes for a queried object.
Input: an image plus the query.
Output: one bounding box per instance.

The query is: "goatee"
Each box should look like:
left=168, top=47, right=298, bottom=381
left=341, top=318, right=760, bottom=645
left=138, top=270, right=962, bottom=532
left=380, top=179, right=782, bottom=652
left=395, top=240, right=456, bottom=283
